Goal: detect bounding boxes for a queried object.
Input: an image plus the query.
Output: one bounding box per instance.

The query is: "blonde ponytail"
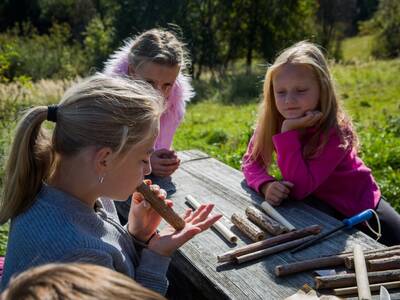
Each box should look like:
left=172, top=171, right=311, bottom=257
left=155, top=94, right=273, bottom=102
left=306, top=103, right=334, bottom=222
left=1, top=107, right=54, bottom=224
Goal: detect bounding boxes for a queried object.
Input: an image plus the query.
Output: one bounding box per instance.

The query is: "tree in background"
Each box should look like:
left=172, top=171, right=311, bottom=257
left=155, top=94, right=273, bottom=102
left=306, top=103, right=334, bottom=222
left=362, top=0, right=400, bottom=58
left=0, top=0, right=389, bottom=80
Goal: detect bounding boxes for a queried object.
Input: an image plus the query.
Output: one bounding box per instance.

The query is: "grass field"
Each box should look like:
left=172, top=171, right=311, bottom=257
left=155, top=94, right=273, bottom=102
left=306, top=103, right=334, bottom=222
left=0, top=58, right=399, bottom=256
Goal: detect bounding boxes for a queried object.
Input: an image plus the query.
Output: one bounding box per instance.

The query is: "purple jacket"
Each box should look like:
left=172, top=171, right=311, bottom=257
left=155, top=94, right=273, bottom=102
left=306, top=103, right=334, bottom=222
left=103, top=38, right=195, bottom=150
left=242, top=129, right=381, bottom=217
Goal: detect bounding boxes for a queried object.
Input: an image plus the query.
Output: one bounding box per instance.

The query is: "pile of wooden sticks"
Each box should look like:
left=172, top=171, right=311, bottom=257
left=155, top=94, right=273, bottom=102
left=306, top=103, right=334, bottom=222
left=275, top=245, right=400, bottom=296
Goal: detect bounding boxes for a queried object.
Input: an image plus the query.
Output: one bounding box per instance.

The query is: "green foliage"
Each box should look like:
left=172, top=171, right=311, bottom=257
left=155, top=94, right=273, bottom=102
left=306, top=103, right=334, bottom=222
left=83, top=16, right=114, bottom=70
left=192, top=71, right=263, bottom=104
left=361, top=0, right=400, bottom=58
left=0, top=23, right=88, bottom=81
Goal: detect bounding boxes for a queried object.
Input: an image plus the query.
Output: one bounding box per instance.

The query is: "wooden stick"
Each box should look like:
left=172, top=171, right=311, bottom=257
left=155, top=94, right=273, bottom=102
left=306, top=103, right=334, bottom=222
left=345, top=249, right=400, bottom=269
left=185, top=195, right=238, bottom=244
left=334, top=281, right=400, bottom=297
left=367, top=256, right=400, bottom=272
left=136, top=182, right=185, bottom=230
left=315, top=269, right=400, bottom=290
left=353, top=244, right=371, bottom=299
left=231, top=213, right=266, bottom=242
left=260, top=201, right=296, bottom=231
left=245, top=206, right=287, bottom=235
left=218, top=225, right=321, bottom=263
left=236, top=235, right=317, bottom=264
left=275, top=254, right=347, bottom=277
left=276, top=245, right=400, bottom=277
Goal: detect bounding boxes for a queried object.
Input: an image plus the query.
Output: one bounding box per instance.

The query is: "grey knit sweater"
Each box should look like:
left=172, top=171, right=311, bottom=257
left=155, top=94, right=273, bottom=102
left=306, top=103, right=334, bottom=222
left=1, top=185, right=171, bottom=294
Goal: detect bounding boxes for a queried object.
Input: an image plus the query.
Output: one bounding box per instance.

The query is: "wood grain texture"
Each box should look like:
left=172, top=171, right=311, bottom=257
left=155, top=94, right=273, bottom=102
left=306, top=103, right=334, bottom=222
left=353, top=244, right=371, bottom=299
left=231, top=213, right=266, bottom=242
left=154, top=150, right=390, bottom=299
left=245, top=205, right=287, bottom=235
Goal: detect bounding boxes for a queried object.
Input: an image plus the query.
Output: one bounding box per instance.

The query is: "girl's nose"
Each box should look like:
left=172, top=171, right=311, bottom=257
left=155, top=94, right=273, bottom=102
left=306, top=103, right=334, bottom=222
left=285, top=93, right=295, bottom=104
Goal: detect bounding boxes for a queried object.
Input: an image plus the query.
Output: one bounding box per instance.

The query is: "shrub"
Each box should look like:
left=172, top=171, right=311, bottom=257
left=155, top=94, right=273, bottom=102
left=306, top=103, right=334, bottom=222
left=0, top=23, right=88, bottom=81
left=361, top=0, right=400, bottom=58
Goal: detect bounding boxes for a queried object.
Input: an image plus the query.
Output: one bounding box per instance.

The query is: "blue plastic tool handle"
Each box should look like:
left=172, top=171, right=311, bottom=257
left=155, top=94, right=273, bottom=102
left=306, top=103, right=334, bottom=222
left=343, top=209, right=374, bottom=229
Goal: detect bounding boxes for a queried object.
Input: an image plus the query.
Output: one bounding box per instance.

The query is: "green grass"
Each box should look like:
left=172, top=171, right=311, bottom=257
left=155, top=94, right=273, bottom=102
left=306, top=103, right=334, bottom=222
left=0, top=60, right=399, bottom=256
left=341, top=35, right=375, bottom=62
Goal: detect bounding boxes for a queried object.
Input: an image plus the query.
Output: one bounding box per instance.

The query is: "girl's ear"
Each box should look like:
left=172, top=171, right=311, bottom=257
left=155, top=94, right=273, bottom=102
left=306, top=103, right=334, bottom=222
left=94, top=147, right=113, bottom=174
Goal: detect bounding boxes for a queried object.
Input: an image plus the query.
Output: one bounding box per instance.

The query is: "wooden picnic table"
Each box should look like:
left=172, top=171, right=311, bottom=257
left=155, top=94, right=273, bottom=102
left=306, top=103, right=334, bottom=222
left=154, top=150, right=395, bottom=299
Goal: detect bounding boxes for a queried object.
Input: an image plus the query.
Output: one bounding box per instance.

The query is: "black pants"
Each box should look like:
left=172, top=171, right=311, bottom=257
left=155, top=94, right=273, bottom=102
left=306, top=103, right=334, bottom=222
left=304, top=197, right=400, bottom=246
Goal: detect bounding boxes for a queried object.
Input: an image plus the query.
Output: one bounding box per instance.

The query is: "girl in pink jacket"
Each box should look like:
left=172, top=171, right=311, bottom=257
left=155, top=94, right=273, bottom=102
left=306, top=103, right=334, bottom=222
left=103, top=28, right=194, bottom=177
left=242, top=41, right=400, bottom=245
left=103, top=29, right=195, bottom=224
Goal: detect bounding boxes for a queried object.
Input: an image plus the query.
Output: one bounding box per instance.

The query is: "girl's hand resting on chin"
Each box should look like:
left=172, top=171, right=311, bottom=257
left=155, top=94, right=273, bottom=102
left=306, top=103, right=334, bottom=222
left=281, top=110, right=323, bottom=133
left=261, top=181, right=294, bottom=206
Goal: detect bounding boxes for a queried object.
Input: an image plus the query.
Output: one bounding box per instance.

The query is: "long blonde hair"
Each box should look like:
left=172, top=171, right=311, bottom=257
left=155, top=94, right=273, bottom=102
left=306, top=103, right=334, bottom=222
left=0, top=74, right=163, bottom=224
left=1, top=263, right=166, bottom=300
left=251, top=41, right=356, bottom=167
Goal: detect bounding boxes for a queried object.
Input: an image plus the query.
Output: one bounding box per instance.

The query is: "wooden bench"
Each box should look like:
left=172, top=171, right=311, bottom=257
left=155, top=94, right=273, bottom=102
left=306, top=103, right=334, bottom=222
left=154, top=150, right=394, bottom=299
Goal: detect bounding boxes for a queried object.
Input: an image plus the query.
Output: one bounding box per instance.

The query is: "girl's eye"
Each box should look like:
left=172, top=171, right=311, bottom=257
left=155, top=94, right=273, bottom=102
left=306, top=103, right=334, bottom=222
left=276, top=91, right=286, bottom=95
left=142, top=160, right=149, bottom=164
left=297, top=89, right=308, bottom=93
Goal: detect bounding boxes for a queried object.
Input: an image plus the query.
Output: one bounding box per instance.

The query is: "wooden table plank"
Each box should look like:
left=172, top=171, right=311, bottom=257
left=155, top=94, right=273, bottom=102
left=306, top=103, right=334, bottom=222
left=158, top=150, right=391, bottom=299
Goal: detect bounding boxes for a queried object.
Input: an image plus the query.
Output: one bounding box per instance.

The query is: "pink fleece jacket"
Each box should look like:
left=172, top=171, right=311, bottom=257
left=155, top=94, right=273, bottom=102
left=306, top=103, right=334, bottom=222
left=242, top=129, right=381, bottom=217
left=103, top=38, right=195, bottom=150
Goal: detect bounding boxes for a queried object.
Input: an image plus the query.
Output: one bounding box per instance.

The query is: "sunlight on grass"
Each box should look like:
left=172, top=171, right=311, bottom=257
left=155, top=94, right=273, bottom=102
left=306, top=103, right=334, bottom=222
left=341, top=35, right=375, bottom=62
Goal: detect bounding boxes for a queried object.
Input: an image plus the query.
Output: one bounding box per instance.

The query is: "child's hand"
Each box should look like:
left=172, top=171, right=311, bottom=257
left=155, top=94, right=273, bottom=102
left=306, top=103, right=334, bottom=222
left=127, top=180, right=169, bottom=242
left=150, top=149, right=180, bottom=177
left=261, top=181, right=294, bottom=206
left=147, top=203, right=222, bottom=257
left=281, top=110, right=322, bottom=132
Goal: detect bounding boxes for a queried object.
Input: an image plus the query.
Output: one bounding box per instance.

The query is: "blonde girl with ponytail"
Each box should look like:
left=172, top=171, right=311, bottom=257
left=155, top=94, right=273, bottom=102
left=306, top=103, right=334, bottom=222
left=0, top=74, right=221, bottom=294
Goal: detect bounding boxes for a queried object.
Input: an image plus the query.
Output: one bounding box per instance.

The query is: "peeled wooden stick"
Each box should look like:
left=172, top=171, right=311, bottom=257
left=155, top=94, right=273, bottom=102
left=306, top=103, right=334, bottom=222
left=245, top=206, right=287, bottom=235
left=345, top=249, right=400, bottom=269
left=185, top=195, right=238, bottom=244
left=315, top=269, right=400, bottom=289
left=218, top=225, right=321, bottom=263
left=367, top=256, right=400, bottom=272
left=353, top=244, right=371, bottom=299
left=334, top=281, right=400, bottom=297
left=137, top=182, right=185, bottom=230
left=231, top=213, right=266, bottom=242
left=236, top=235, right=316, bottom=264
left=260, top=201, right=296, bottom=231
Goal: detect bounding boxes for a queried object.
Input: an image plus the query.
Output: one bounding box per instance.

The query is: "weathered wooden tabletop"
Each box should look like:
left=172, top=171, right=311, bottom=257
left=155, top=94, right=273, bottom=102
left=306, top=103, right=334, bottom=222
left=156, top=150, right=394, bottom=300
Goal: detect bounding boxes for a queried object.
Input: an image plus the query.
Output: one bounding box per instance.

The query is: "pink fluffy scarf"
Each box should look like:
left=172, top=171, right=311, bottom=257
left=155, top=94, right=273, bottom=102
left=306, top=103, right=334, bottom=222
left=103, top=38, right=195, bottom=150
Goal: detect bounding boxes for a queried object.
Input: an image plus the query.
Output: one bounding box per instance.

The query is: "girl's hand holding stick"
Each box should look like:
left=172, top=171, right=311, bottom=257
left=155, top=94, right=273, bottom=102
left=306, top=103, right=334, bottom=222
left=132, top=181, right=222, bottom=257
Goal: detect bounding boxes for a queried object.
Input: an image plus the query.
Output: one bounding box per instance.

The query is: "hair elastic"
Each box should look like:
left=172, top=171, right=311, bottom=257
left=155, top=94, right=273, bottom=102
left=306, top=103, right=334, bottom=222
left=47, top=105, right=58, bottom=123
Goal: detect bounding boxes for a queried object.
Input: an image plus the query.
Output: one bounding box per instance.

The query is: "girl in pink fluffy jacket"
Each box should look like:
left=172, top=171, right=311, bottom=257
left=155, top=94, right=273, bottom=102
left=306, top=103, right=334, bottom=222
left=103, top=28, right=194, bottom=224
left=103, top=28, right=194, bottom=177
left=242, top=41, right=400, bottom=245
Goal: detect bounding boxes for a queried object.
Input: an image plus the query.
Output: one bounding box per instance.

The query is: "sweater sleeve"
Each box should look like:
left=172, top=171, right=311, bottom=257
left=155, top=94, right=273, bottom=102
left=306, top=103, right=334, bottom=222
left=242, top=134, right=276, bottom=193
left=60, top=247, right=170, bottom=295
left=273, top=129, right=348, bottom=200
left=136, top=249, right=171, bottom=295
